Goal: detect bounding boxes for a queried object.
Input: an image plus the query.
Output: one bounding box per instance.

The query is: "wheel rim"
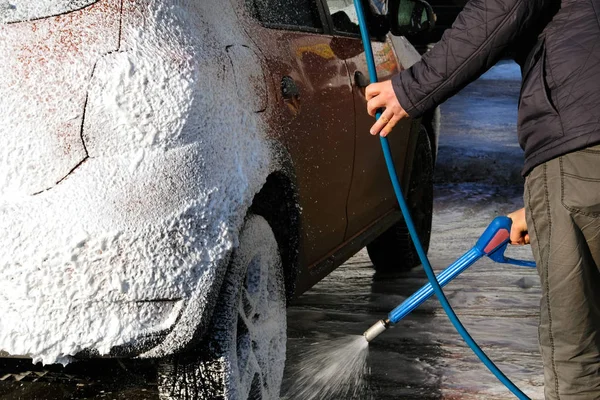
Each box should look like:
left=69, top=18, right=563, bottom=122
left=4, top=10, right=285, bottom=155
left=233, top=226, right=286, bottom=400
left=156, top=216, right=286, bottom=400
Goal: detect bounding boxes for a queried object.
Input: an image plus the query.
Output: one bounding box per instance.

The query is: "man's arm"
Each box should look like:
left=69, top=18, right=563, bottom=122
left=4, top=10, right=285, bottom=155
left=368, top=0, right=547, bottom=136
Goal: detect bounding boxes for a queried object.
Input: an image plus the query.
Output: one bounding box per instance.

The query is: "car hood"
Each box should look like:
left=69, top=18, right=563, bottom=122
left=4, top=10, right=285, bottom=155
left=0, top=0, right=273, bottom=364
left=0, top=0, right=121, bottom=196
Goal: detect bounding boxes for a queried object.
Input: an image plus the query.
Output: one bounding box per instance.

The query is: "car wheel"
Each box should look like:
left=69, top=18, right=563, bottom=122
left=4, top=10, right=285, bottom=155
left=158, top=215, right=287, bottom=400
left=367, top=125, right=434, bottom=272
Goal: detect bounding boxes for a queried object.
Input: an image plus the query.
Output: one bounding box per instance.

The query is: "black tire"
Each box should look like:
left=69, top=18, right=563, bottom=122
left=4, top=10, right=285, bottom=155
left=367, top=125, right=434, bottom=272
left=158, top=215, right=287, bottom=400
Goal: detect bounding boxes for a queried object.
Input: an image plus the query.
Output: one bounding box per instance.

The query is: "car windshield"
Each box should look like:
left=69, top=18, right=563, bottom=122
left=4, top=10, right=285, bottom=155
left=0, top=0, right=97, bottom=24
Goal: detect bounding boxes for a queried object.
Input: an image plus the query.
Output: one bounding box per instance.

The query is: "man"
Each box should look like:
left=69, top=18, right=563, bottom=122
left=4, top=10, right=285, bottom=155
left=366, top=0, right=600, bottom=398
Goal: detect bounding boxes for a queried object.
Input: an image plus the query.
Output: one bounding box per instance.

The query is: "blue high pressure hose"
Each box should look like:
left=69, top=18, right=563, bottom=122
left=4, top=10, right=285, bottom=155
left=353, top=1, right=529, bottom=398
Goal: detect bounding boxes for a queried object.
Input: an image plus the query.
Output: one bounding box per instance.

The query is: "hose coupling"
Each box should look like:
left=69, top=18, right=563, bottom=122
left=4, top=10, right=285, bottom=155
left=363, top=318, right=391, bottom=342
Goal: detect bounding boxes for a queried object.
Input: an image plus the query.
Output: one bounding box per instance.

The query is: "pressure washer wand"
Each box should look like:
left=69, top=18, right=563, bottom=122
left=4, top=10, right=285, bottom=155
left=363, top=216, right=535, bottom=342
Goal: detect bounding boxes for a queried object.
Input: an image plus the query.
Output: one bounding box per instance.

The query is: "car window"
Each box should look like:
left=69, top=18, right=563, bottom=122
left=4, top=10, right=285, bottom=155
left=325, top=0, right=388, bottom=36
left=247, top=0, right=323, bottom=32
left=325, top=0, right=360, bottom=35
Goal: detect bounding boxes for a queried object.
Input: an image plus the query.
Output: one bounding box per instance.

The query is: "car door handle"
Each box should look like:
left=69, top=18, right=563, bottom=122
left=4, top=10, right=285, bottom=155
left=281, top=76, right=300, bottom=100
left=354, top=71, right=370, bottom=88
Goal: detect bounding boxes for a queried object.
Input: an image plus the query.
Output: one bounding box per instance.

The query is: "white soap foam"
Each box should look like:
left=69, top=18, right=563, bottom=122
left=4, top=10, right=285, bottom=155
left=0, top=0, right=97, bottom=24
left=0, top=0, right=273, bottom=365
left=0, top=0, right=121, bottom=195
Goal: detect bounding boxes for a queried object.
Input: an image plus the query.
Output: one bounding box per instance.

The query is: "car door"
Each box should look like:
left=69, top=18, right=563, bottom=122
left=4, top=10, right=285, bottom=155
left=242, top=0, right=356, bottom=269
left=321, top=0, right=414, bottom=241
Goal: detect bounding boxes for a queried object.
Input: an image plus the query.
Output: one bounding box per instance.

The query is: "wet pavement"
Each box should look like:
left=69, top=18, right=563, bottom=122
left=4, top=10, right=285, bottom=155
left=0, top=61, right=541, bottom=399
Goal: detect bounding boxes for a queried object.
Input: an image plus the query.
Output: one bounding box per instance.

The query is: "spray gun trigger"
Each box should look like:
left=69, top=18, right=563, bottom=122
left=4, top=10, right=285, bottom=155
left=488, top=242, right=510, bottom=264
left=487, top=240, right=536, bottom=268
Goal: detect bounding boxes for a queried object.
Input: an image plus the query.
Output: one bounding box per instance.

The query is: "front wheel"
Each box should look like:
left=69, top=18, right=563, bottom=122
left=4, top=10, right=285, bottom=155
left=367, top=125, right=434, bottom=272
left=158, top=215, right=287, bottom=400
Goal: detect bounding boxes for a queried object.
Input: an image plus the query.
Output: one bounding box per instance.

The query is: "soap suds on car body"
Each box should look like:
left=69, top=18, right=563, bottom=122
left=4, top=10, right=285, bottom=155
left=0, top=0, right=274, bottom=365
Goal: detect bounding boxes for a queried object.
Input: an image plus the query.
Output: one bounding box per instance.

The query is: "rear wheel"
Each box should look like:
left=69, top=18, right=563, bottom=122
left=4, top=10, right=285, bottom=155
left=367, top=125, right=434, bottom=272
left=158, top=215, right=287, bottom=400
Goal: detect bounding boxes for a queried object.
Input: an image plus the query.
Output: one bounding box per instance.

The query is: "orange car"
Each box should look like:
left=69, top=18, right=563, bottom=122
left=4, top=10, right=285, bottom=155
left=0, top=0, right=437, bottom=398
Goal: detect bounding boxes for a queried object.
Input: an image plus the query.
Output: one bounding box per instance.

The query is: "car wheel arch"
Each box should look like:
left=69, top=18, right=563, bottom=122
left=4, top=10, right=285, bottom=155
left=420, top=107, right=441, bottom=166
left=250, top=166, right=301, bottom=302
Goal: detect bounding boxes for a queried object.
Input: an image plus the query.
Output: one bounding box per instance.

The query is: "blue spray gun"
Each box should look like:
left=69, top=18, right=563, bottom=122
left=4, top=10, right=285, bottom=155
left=363, top=216, right=535, bottom=340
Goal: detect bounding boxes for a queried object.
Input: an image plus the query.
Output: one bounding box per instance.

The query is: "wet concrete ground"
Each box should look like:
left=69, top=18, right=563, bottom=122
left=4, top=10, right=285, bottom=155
left=0, top=61, right=541, bottom=399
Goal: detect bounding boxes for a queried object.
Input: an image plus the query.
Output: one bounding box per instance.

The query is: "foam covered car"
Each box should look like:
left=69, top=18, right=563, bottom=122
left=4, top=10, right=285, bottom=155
left=0, top=0, right=438, bottom=398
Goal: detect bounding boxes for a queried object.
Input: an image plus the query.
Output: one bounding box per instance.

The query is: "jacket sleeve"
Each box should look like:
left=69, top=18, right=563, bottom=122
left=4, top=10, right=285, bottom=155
left=393, top=0, right=545, bottom=117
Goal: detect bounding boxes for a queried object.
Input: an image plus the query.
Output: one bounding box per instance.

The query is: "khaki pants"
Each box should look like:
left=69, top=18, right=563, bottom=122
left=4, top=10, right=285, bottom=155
left=525, top=144, right=600, bottom=400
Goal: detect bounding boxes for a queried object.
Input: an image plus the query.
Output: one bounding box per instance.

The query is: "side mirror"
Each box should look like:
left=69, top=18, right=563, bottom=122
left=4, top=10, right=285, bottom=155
left=387, top=0, right=436, bottom=37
